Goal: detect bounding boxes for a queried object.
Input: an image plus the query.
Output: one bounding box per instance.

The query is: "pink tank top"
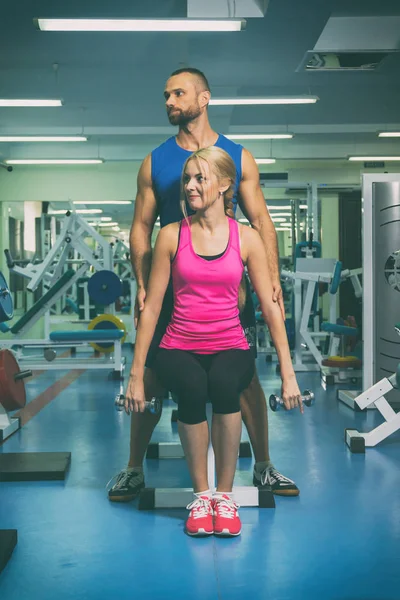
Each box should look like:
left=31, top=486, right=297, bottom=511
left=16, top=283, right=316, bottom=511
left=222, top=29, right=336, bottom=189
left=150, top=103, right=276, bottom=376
left=159, top=216, right=249, bottom=354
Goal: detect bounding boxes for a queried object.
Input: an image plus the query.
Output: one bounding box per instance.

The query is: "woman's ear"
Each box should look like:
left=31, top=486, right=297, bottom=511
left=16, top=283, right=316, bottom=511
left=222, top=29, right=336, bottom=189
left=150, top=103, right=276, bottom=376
left=218, top=177, right=231, bottom=195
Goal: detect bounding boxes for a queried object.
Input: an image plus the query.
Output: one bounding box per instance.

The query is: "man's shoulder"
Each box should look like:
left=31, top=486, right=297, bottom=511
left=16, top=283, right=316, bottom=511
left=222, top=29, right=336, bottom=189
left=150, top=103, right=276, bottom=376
left=217, top=134, right=243, bottom=152
left=151, top=136, right=176, bottom=157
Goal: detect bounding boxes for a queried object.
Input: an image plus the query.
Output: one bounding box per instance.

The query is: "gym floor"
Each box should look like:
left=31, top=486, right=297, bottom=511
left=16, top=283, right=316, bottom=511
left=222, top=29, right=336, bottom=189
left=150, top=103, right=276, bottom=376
left=1, top=349, right=399, bottom=600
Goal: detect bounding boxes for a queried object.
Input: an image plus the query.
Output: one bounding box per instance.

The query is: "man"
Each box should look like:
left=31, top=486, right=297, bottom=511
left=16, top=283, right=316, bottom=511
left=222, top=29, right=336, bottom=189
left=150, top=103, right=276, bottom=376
left=108, top=68, right=299, bottom=501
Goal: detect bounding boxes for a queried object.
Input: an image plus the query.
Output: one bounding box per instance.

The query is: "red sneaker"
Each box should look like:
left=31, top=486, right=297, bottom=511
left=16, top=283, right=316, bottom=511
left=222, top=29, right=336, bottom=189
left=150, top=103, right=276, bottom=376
left=185, top=496, right=214, bottom=536
left=213, top=494, right=241, bottom=537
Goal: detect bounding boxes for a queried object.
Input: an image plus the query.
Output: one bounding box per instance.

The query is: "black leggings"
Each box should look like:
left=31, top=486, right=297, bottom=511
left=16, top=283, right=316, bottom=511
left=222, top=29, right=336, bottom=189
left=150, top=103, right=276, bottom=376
left=153, top=348, right=255, bottom=425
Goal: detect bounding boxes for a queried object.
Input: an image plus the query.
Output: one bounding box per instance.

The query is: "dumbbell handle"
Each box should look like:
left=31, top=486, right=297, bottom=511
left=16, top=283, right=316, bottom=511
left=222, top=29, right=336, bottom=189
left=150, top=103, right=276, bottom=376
left=14, top=370, right=33, bottom=382
left=115, top=394, right=161, bottom=415
left=273, top=391, right=314, bottom=404
left=269, top=390, right=314, bottom=412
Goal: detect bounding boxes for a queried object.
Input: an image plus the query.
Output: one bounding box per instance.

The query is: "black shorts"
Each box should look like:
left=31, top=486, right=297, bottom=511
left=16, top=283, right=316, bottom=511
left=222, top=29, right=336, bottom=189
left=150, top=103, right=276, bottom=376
left=145, top=275, right=257, bottom=369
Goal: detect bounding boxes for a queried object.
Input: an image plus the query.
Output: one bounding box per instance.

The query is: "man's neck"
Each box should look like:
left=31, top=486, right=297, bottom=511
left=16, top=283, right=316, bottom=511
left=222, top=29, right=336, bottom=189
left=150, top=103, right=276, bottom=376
left=176, top=117, right=219, bottom=151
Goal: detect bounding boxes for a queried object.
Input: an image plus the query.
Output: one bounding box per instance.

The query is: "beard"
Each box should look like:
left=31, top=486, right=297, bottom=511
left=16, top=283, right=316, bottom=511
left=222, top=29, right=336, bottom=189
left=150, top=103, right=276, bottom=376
left=168, top=103, right=202, bottom=126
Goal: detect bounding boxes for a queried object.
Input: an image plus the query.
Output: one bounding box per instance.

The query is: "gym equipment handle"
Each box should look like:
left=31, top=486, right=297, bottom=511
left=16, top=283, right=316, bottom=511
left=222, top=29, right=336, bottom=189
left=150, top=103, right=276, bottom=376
left=114, top=394, right=161, bottom=415
left=14, top=370, right=33, bottom=382
left=269, top=389, right=315, bottom=412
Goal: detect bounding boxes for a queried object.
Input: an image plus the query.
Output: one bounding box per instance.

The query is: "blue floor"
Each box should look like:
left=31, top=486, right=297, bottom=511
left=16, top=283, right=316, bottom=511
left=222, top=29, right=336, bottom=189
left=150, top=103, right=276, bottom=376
left=1, top=350, right=400, bottom=599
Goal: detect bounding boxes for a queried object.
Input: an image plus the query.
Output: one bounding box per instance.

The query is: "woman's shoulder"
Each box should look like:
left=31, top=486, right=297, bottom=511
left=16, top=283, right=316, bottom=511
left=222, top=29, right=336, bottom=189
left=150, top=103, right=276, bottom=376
left=237, top=222, right=260, bottom=244
left=156, top=221, right=180, bottom=246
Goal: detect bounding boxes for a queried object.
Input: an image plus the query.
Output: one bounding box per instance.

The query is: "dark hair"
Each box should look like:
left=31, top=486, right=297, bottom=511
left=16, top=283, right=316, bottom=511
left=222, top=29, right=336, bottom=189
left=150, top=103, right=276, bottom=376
left=169, top=67, right=210, bottom=92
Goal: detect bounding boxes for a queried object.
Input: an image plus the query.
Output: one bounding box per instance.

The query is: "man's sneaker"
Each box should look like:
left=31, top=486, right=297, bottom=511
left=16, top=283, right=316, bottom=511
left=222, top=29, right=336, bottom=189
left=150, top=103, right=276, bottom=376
left=107, top=469, right=145, bottom=502
left=213, top=494, right=241, bottom=537
left=185, top=496, right=214, bottom=536
left=253, top=465, right=300, bottom=496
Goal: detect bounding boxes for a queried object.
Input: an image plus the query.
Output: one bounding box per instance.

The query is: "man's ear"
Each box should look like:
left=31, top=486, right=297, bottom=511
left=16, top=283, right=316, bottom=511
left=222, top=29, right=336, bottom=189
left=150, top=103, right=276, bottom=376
left=199, top=90, right=211, bottom=108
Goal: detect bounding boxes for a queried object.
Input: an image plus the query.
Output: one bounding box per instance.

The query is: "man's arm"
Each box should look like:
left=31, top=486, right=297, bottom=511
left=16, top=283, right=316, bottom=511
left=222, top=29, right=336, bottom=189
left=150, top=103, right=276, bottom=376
left=130, top=154, right=158, bottom=324
left=238, top=147, right=284, bottom=318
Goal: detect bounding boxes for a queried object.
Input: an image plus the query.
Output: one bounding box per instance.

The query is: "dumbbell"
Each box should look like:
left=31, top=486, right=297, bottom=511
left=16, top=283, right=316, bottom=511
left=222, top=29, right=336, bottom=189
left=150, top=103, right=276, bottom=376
left=269, top=390, right=315, bottom=412
left=114, top=393, right=161, bottom=415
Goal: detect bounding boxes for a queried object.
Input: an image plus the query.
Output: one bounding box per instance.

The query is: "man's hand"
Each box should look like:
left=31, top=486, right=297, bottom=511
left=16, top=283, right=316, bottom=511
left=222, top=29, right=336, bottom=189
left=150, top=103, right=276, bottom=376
left=272, top=281, right=285, bottom=321
left=134, top=287, right=147, bottom=329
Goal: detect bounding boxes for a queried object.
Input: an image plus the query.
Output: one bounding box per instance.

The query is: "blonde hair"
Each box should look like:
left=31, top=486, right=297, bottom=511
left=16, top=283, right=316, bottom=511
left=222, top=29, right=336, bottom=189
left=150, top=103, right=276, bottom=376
left=180, top=146, right=236, bottom=220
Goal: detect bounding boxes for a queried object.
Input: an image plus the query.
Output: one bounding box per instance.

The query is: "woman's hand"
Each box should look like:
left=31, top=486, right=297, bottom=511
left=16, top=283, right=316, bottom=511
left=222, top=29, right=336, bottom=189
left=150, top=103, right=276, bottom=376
left=281, top=374, right=303, bottom=413
left=124, top=374, right=146, bottom=415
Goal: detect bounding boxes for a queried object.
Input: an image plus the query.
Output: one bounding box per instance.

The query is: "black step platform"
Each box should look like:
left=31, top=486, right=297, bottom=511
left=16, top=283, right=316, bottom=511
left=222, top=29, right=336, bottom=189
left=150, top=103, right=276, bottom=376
left=0, top=530, right=17, bottom=574
left=0, top=452, right=71, bottom=481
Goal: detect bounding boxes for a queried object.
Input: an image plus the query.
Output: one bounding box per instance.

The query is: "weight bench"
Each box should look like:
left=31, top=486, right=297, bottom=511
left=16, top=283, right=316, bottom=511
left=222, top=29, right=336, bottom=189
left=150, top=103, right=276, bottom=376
left=1, top=268, right=125, bottom=376
left=320, top=322, right=362, bottom=386
left=345, top=362, right=400, bottom=453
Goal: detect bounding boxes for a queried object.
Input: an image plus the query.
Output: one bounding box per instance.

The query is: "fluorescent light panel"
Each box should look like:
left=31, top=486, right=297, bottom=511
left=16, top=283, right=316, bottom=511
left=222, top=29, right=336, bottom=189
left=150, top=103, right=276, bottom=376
left=6, top=159, right=103, bottom=165
left=276, top=227, right=292, bottom=231
left=272, top=217, right=288, bottom=223
left=98, top=222, right=118, bottom=227
left=226, top=134, right=293, bottom=140
left=0, top=136, right=86, bottom=142
left=49, top=209, right=103, bottom=215
left=72, top=200, right=131, bottom=205
left=349, top=156, right=400, bottom=161
left=255, top=158, right=276, bottom=164
left=0, top=99, right=62, bottom=107
left=378, top=132, right=400, bottom=137
left=268, top=205, right=291, bottom=210
left=35, top=18, right=245, bottom=32
left=210, top=97, right=318, bottom=106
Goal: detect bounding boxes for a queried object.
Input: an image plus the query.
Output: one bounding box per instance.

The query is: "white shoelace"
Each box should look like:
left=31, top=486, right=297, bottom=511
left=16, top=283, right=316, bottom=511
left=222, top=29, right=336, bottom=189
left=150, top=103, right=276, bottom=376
left=105, top=469, right=142, bottom=491
left=260, top=468, right=294, bottom=487
left=214, top=497, right=239, bottom=519
left=186, top=497, right=212, bottom=519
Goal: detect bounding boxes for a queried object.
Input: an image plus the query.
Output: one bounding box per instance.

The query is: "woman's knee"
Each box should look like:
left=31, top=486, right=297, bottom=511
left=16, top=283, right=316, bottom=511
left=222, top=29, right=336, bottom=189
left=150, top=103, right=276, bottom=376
left=208, top=375, right=241, bottom=414
left=177, top=393, right=207, bottom=425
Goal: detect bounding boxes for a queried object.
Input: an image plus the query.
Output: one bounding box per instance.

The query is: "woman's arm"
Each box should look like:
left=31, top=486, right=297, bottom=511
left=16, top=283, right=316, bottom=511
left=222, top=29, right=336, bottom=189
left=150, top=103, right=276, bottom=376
left=241, top=225, right=302, bottom=412
left=127, top=223, right=178, bottom=412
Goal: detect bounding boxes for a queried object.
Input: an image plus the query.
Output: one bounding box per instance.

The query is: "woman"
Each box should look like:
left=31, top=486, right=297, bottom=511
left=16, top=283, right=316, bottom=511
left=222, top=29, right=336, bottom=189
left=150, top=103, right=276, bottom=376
left=125, top=146, right=302, bottom=537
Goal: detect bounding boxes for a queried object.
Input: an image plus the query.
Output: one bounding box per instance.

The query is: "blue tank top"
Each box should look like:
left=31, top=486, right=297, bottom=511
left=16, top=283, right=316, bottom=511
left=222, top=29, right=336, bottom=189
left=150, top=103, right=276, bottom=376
left=151, top=135, right=243, bottom=227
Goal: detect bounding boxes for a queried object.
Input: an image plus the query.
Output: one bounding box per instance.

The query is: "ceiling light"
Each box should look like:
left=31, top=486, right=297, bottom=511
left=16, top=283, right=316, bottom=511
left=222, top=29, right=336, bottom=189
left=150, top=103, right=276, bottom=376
left=112, top=226, right=121, bottom=232
left=0, top=135, right=87, bottom=142
left=210, top=97, right=318, bottom=106
left=378, top=132, right=400, bottom=137
left=72, top=200, right=131, bottom=205
left=348, top=156, right=400, bottom=161
left=49, top=209, right=103, bottom=215
left=272, top=217, right=288, bottom=223
left=255, top=159, right=276, bottom=164
left=0, top=136, right=86, bottom=142
left=6, top=159, right=103, bottom=165
left=34, top=18, right=246, bottom=32
left=275, top=227, right=292, bottom=231
left=0, top=99, right=62, bottom=107
left=97, top=222, right=118, bottom=227
left=268, top=212, right=291, bottom=216
left=100, top=217, right=113, bottom=221
left=226, top=134, right=293, bottom=140
left=299, top=205, right=308, bottom=209
left=268, top=205, right=292, bottom=210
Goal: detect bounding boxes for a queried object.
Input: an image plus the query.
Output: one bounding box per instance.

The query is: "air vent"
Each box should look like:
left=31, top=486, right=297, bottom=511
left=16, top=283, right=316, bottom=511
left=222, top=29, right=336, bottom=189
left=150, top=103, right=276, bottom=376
left=260, top=172, right=288, bottom=183
left=299, top=51, right=390, bottom=71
